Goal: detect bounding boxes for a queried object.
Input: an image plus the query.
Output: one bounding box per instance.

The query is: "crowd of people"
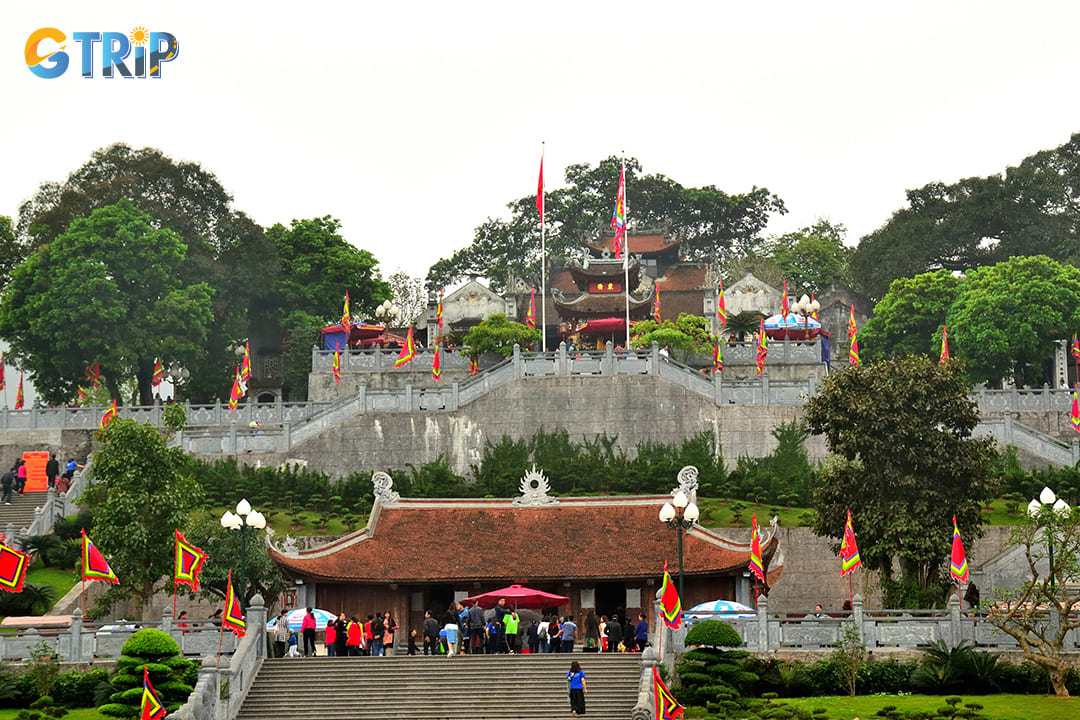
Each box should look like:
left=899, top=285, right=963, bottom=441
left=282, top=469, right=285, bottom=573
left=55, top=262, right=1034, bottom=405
left=272, top=601, right=651, bottom=660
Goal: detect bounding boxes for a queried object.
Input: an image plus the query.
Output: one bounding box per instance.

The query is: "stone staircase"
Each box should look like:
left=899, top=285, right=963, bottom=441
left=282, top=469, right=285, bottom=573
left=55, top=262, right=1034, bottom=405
left=0, top=490, right=46, bottom=537
left=236, top=653, right=642, bottom=720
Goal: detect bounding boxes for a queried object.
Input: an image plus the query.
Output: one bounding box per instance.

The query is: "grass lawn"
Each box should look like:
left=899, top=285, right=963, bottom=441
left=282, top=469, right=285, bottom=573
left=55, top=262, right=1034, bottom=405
left=768, top=694, right=1080, bottom=720
left=26, top=563, right=80, bottom=599
left=0, top=710, right=106, bottom=720
left=696, top=497, right=814, bottom=528
left=194, top=506, right=365, bottom=536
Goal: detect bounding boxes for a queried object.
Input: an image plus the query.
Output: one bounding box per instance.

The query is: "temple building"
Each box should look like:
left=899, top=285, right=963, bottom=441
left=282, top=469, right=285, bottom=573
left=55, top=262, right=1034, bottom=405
left=270, top=469, right=780, bottom=633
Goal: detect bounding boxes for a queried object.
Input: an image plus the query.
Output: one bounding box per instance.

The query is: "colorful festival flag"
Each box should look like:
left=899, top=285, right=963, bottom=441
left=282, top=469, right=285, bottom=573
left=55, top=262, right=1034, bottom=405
left=653, top=284, right=662, bottom=323
left=469, top=357, right=479, bottom=376
left=713, top=339, right=723, bottom=373
left=99, top=399, right=118, bottom=430
left=174, top=529, right=207, bottom=592
left=394, top=326, right=416, bottom=367
left=526, top=287, right=537, bottom=329
left=432, top=344, right=442, bottom=381
left=755, top=317, right=768, bottom=376
left=840, top=509, right=861, bottom=576
left=228, top=367, right=243, bottom=410
left=140, top=666, right=167, bottom=720
left=1073, top=333, right=1080, bottom=360
left=749, top=514, right=765, bottom=583
left=86, top=363, right=101, bottom=388
left=717, top=280, right=727, bottom=324
left=781, top=279, right=789, bottom=318
left=659, top=561, right=682, bottom=629
left=1072, top=390, right=1080, bottom=432
left=939, top=325, right=950, bottom=364
left=537, top=152, right=545, bottom=224
left=82, top=529, right=118, bottom=584
left=0, top=351, right=6, bottom=391
left=847, top=304, right=857, bottom=338
left=332, top=350, right=342, bottom=384
left=341, top=291, right=351, bottom=333
left=151, top=360, right=165, bottom=388
left=849, top=329, right=861, bottom=366
left=436, top=289, right=444, bottom=336
left=222, top=569, right=246, bottom=637
left=950, top=515, right=969, bottom=584
left=653, top=665, right=685, bottom=720
left=0, top=539, right=30, bottom=593
left=77, top=386, right=87, bottom=404
left=15, top=374, right=24, bottom=409
left=611, top=164, right=627, bottom=259
left=240, top=341, right=252, bottom=383
left=810, top=292, right=818, bottom=320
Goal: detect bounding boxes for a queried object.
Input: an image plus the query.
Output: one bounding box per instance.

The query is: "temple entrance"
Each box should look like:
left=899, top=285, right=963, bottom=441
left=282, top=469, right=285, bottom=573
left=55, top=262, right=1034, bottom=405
left=595, top=582, right=626, bottom=621
left=428, top=583, right=455, bottom=616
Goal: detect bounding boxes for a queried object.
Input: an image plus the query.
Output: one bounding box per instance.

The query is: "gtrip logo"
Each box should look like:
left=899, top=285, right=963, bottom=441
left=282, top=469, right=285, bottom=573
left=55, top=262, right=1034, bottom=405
left=26, top=27, right=179, bottom=79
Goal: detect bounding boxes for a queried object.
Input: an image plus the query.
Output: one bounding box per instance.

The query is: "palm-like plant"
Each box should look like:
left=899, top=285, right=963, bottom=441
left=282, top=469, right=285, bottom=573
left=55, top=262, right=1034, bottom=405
left=723, top=312, right=763, bottom=341
left=19, top=582, right=58, bottom=615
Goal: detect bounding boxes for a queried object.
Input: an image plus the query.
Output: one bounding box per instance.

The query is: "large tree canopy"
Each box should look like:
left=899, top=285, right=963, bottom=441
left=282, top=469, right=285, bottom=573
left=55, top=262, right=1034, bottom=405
left=859, top=270, right=961, bottom=362
left=804, top=356, right=996, bottom=604
left=757, top=220, right=852, bottom=295
left=850, top=133, right=1080, bottom=301
left=0, top=200, right=214, bottom=405
left=427, top=156, right=786, bottom=292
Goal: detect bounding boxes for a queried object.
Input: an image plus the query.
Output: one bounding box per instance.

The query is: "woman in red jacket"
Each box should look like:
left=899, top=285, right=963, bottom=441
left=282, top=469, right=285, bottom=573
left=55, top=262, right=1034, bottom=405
left=347, top=616, right=365, bottom=656
left=300, top=607, right=317, bottom=657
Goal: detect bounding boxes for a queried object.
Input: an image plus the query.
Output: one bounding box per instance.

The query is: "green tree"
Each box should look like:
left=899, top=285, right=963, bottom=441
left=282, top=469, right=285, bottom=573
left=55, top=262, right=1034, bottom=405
left=948, top=255, right=1080, bottom=387
left=388, top=270, right=428, bottom=325
left=427, top=156, right=785, bottom=291
left=0, top=215, right=25, bottom=286
left=81, top=419, right=204, bottom=619
left=859, top=270, right=961, bottom=362
left=630, top=313, right=713, bottom=361
left=761, top=219, right=852, bottom=294
left=804, top=356, right=996, bottom=600
left=462, top=313, right=540, bottom=357
left=986, top=494, right=1080, bottom=696
left=0, top=200, right=214, bottom=405
left=183, top=518, right=286, bottom=607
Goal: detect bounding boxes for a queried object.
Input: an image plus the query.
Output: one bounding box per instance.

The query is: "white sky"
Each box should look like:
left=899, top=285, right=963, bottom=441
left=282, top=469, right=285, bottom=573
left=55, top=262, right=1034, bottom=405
left=4, top=1, right=1080, bottom=287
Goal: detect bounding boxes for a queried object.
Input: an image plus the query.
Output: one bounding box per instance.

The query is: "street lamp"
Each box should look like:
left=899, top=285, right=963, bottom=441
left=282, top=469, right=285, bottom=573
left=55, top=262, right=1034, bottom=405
left=659, top=490, right=700, bottom=602
left=1027, top=486, right=1071, bottom=590
left=791, top=294, right=820, bottom=331
left=167, top=362, right=190, bottom=386
left=220, top=499, right=266, bottom=602
left=375, top=300, right=401, bottom=326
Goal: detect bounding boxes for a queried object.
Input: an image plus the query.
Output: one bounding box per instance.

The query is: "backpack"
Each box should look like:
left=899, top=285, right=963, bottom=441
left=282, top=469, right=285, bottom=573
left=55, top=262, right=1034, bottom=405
left=538, top=625, right=548, bottom=640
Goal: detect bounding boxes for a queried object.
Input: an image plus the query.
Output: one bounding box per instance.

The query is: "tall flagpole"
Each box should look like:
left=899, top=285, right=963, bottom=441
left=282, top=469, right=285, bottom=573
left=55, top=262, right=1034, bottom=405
left=540, top=142, right=547, bottom=353
left=622, top=156, right=631, bottom=349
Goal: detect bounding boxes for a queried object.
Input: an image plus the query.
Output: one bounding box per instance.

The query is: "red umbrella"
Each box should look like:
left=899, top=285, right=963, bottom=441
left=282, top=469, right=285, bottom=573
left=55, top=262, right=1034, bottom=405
left=464, top=584, right=570, bottom=609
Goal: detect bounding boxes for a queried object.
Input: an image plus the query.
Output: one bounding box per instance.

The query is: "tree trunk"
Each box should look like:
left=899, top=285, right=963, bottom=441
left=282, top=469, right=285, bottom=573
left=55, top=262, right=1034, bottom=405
left=1049, top=664, right=1071, bottom=697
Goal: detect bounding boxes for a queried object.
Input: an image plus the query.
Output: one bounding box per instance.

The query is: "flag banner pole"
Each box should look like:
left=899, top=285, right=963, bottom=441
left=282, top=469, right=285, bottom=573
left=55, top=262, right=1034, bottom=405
left=622, top=158, right=631, bottom=349
left=848, top=574, right=854, bottom=612
left=539, top=142, right=547, bottom=353
left=217, top=624, right=225, bottom=666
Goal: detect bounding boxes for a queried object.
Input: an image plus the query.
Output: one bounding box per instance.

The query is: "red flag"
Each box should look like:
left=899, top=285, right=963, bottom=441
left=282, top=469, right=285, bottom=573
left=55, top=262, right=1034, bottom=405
left=469, top=357, right=479, bottom=376
left=659, top=561, right=682, bottom=629
left=847, top=304, right=857, bottom=338
left=840, top=509, right=861, bottom=576
left=174, top=529, right=207, bottom=592
left=537, top=152, right=545, bottom=225
left=228, top=367, right=243, bottom=409
left=713, top=339, right=723, bottom=373
left=222, top=569, right=246, bottom=636
left=810, top=292, right=818, bottom=320
left=781, top=279, right=789, bottom=318
left=82, top=529, right=118, bottom=584
left=332, top=351, right=342, bottom=384
left=849, top=329, right=861, bottom=366
left=611, top=164, right=626, bottom=258
left=431, top=344, right=442, bottom=381
left=140, top=666, right=167, bottom=720
left=86, top=362, right=101, bottom=388
left=1072, top=333, right=1080, bottom=360
left=654, top=666, right=685, bottom=719
left=526, top=287, right=536, bottom=329
left=394, top=327, right=416, bottom=367
left=0, top=351, right=6, bottom=391
left=341, top=292, right=351, bottom=333
left=1071, top=389, right=1080, bottom=432
left=717, top=280, right=727, bottom=324
left=0, top=539, right=30, bottom=593
left=755, top=317, right=768, bottom=376
left=653, top=284, right=662, bottom=323
left=436, top=289, right=444, bottom=336
left=939, top=325, right=950, bottom=364
left=240, top=342, right=252, bottom=383
left=15, top=373, right=24, bottom=409
left=99, top=399, right=118, bottom=429
left=950, top=515, right=969, bottom=583
left=152, top=360, right=165, bottom=388
left=749, top=514, right=765, bottom=583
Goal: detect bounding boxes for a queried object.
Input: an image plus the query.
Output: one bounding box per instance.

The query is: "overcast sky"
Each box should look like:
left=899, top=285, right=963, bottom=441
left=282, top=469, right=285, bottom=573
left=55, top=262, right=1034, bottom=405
left=4, top=1, right=1080, bottom=289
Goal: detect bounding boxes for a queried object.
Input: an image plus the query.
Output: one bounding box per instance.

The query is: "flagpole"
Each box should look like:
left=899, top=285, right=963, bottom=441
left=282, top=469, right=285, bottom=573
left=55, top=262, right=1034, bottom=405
left=622, top=157, right=631, bottom=349
left=540, top=142, right=547, bottom=353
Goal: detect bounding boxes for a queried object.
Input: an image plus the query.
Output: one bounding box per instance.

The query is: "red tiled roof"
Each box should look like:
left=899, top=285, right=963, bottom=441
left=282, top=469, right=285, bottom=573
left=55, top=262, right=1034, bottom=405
left=271, top=497, right=773, bottom=584
left=656, top=267, right=708, bottom=292
left=585, top=234, right=678, bottom=255
left=553, top=293, right=654, bottom=316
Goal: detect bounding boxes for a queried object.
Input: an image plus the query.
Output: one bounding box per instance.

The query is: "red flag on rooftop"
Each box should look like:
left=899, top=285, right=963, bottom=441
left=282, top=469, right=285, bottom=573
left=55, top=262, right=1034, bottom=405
left=394, top=327, right=416, bottom=367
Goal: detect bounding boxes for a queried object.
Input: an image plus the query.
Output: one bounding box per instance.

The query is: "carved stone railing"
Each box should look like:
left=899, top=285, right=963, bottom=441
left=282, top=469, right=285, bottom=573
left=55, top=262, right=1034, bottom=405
left=7, top=463, right=91, bottom=543
left=312, top=346, right=474, bottom=372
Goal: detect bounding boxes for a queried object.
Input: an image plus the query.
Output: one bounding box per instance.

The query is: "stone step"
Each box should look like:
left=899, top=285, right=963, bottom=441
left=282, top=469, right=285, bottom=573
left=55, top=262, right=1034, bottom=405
left=0, top=491, right=46, bottom=534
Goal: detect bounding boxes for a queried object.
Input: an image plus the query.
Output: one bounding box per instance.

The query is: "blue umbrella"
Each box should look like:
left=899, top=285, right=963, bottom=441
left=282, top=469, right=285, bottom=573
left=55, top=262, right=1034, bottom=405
left=684, top=600, right=756, bottom=620
left=265, top=607, right=336, bottom=631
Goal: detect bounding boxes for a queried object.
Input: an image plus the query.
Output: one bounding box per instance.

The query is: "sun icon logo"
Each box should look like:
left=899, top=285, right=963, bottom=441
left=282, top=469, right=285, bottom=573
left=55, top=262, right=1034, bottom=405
left=129, top=26, right=149, bottom=46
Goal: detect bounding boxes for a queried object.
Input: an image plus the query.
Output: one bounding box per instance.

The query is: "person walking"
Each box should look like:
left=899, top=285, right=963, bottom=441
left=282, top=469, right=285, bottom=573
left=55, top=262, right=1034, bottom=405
left=559, top=615, right=578, bottom=654
left=273, top=609, right=290, bottom=658
left=0, top=466, right=14, bottom=505
left=423, top=610, right=440, bottom=655
left=634, top=613, right=649, bottom=652
left=469, top=601, right=486, bottom=654
left=347, top=616, right=365, bottom=656
left=45, top=454, right=59, bottom=490
left=333, top=613, right=348, bottom=658
left=566, top=660, right=587, bottom=716
left=382, top=611, right=398, bottom=655
left=503, top=610, right=519, bottom=654
left=494, top=597, right=511, bottom=653
left=370, top=613, right=384, bottom=656
left=537, top=616, right=551, bottom=653
left=325, top=619, right=337, bottom=657
left=301, top=607, right=317, bottom=657
left=442, top=604, right=459, bottom=657
left=582, top=610, right=600, bottom=653
left=14, top=459, right=26, bottom=495
left=526, top=619, right=540, bottom=654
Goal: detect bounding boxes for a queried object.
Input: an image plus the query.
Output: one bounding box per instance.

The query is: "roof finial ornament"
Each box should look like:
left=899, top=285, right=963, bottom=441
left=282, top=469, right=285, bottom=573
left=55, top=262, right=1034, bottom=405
left=372, top=470, right=400, bottom=506
left=672, top=465, right=699, bottom=502
left=513, top=464, right=560, bottom=506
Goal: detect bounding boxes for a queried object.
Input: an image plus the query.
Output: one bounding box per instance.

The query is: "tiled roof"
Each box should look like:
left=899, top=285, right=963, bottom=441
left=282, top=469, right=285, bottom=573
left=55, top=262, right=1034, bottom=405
left=553, top=293, right=654, bottom=316
left=656, top=266, right=708, bottom=292
left=271, top=497, right=774, bottom=584
left=584, top=234, right=678, bottom=255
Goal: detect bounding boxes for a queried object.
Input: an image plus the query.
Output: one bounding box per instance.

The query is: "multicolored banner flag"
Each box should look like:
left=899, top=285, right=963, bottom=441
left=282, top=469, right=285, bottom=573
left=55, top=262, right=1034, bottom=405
left=849, top=330, right=861, bottom=366
left=950, top=515, right=969, bottom=583
left=659, top=561, right=682, bottom=629
left=653, top=284, right=662, bottom=323
left=222, top=569, right=246, bottom=637
left=77, top=386, right=87, bottom=404
left=82, top=529, right=118, bottom=584
left=840, top=509, right=861, bottom=576
left=939, top=325, right=950, bottom=364
left=394, top=326, right=416, bottom=367
left=332, top=350, right=342, bottom=384
left=810, top=292, right=818, bottom=320
left=1072, top=333, right=1080, bottom=360
left=717, top=280, right=727, bottom=324
left=653, top=665, right=685, bottom=720
left=755, top=317, right=768, bottom=376
left=749, top=514, right=765, bottom=583
left=781, top=279, right=789, bottom=317
left=0, top=540, right=30, bottom=594
left=436, top=289, right=444, bottom=336
left=526, top=287, right=536, bottom=329
left=228, top=367, right=243, bottom=410
left=847, top=304, right=857, bottom=338
left=1071, top=390, right=1080, bottom=432
left=174, top=529, right=207, bottom=592
left=140, top=666, right=167, bottom=720
left=611, top=163, right=626, bottom=259
left=0, top=351, right=6, bottom=391
left=99, top=399, right=118, bottom=430
left=469, top=357, right=479, bottom=376
left=713, top=339, right=723, bottom=373
left=151, top=360, right=165, bottom=388
left=537, top=152, right=545, bottom=224
left=432, top=344, right=442, bottom=381
left=240, top=341, right=252, bottom=383
left=15, top=374, right=24, bottom=409
left=86, top=362, right=101, bottom=388
left=341, top=291, right=351, bottom=332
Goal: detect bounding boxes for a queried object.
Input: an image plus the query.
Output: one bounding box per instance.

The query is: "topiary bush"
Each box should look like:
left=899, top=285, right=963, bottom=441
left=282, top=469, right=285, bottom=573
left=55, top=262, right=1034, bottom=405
left=98, top=629, right=194, bottom=718
left=685, top=620, right=744, bottom=648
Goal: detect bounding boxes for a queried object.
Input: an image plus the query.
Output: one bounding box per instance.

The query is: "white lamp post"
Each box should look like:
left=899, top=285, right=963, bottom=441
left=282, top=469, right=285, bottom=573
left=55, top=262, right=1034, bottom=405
left=220, top=498, right=266, bottom=601
left=1028, top=486, right=1071, bottom=590
left=659, top=490, right=700, bottom=601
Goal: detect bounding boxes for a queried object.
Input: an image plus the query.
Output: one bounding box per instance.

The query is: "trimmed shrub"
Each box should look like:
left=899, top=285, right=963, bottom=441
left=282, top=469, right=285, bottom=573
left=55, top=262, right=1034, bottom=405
left=120, top=629, right=179, bottom=660
left=685, top=620, right=743, bottom=648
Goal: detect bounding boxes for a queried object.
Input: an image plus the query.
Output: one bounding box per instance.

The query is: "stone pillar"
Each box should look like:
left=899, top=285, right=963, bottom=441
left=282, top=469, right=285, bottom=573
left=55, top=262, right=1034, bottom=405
left=46, top=486, right=57, bottom=527
left=604, top=341, right=614, bottom=376
left=629, top=646, right=659, bottom=720
left=451, top=382, right=460, bottom=411
left=228, top=423, right=238, bottom=455
left=357, top=385, right=366, bottom=413
left=947, top=592, right=961, bottom=649
left=248, top=593, right=267, bottom=660
left=762, top=373, right=771, bottom=406
left=69, top=608, right=84, bottom=661
left=512, top=344, right=523, bottom=379
left=650, top=342, right=660, bottom=376
left=162, top=604, right=177, bottom=648
left=311, top=345, right=319, bottom=374
left=853, top=593, right=865, bottom=647
left=404, top=385, right=413, bottom=412
left=1004, top=413, right=1014, bottom=444
left=282, top=423, right=291, bottom=453
left=808, top=372, right=816, bottom=397
left=557, top=342, right=569, bottom=377
left=755, top=593, right=769, bottom=652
